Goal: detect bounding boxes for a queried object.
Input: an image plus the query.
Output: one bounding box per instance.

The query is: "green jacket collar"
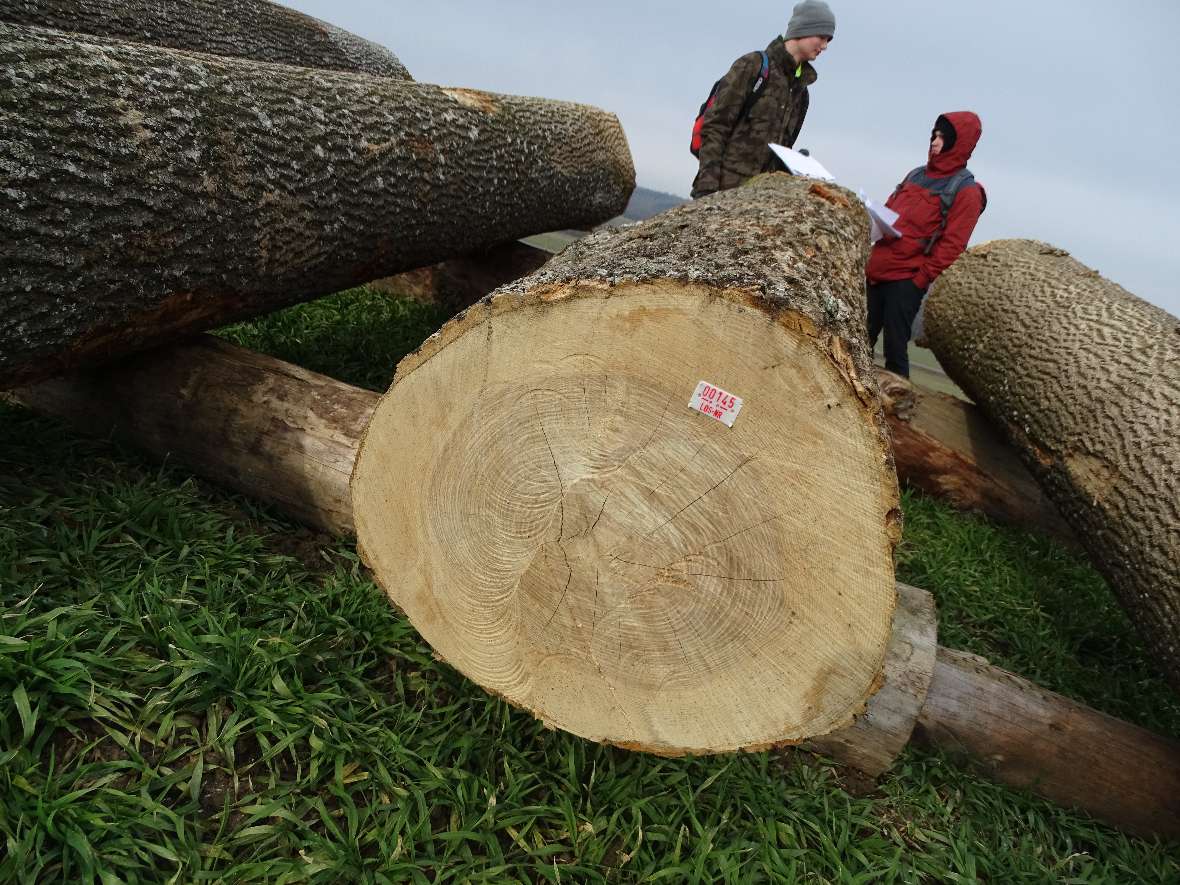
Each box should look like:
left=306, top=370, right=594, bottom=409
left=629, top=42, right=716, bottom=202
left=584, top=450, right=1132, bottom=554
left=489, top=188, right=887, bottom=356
left=768, top=37, right=818, bottom=85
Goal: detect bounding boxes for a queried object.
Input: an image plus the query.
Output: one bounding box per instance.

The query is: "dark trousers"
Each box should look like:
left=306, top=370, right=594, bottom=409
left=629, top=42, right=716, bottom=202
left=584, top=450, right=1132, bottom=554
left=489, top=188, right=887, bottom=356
left=866, top=279, right=924, bottom=377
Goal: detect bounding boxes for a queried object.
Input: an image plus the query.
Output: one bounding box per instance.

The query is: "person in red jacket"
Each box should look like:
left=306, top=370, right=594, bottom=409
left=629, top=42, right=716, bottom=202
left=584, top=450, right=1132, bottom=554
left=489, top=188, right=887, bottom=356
left=866, top=111, right=985, bottom=376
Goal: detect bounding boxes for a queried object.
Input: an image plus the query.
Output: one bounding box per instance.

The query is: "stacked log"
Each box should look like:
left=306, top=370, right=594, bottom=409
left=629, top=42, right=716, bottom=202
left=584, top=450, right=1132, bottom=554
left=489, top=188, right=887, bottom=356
left=0, top=0, right=411, bottom=77
left=923, top=240, right=1180, bottom=692
left=876, top=370, right=1076, bottom=544
left=0, top=22, right=635, bottom=388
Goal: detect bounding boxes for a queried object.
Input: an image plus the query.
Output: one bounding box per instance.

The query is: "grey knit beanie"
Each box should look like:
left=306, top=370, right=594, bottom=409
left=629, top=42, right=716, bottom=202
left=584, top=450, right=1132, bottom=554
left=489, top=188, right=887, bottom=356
left=786, top=0, right=836, bottom=40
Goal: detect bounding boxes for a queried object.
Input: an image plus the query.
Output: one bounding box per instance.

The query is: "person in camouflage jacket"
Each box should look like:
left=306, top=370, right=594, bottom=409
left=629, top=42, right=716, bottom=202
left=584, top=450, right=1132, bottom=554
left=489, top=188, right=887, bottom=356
left=691, top=1, right=835, bottom=199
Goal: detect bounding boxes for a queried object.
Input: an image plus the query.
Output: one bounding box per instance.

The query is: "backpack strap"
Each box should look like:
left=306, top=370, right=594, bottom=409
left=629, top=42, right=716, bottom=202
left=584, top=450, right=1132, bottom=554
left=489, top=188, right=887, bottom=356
left=900, top=167, right=982, bottom=255
left=736, top=50, right=771, bottom=123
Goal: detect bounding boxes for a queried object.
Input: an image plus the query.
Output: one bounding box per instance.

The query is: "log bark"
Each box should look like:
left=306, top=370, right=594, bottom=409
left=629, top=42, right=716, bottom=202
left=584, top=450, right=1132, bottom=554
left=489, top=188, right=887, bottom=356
left=0, top=22, right=635, bottom=389
left=917, top=646, right=1180, bottom=841
left=13, top=334, right=1180, bottom=837
left=367, top=240, right=552, bottom=316
left=12, top=335, right=375, bottom=536
left=923, top=240, right=1180, bottom=692
left=352, top=174, right=903, bottom=754
left=0, top=0, right=410, bottom=78
left=876, top=369, right=1076, bottom=544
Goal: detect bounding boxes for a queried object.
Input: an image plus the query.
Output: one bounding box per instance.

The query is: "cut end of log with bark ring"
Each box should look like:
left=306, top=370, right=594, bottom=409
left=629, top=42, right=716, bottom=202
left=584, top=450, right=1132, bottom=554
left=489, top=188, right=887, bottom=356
left=351, top=176, right=902, bottom=754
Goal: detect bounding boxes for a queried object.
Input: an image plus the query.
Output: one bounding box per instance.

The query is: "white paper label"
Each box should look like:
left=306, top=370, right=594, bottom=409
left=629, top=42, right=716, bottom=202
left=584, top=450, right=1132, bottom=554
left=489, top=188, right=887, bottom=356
left=688, top=381, right=743, bottom=427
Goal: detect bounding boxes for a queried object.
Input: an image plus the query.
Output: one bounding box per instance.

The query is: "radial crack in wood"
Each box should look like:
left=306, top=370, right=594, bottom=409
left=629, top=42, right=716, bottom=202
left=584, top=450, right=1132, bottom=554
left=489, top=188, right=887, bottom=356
left=351, top=175, right=901, bottom=753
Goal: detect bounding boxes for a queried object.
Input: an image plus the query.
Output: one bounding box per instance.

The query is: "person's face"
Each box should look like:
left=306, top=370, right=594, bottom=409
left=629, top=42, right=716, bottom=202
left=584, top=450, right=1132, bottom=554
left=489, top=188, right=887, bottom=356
left=929, top=131, right=945, bottom=157
left=792, top=35, right=831, bottom=61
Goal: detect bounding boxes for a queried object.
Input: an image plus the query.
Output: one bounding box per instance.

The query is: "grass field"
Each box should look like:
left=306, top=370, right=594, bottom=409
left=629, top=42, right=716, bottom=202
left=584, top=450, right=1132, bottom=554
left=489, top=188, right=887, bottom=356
left=2, top=287, right=1178, bottom=883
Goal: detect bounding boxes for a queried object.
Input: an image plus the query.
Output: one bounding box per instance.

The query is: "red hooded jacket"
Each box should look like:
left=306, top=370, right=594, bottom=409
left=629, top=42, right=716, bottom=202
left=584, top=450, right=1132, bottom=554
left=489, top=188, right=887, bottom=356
left=866, top=111, right=985, bottom=291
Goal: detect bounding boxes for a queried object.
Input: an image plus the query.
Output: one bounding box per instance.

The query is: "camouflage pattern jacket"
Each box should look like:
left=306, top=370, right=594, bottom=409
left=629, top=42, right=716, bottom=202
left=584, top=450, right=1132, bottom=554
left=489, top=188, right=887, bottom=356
left=691, top=38, right=816, bottom=199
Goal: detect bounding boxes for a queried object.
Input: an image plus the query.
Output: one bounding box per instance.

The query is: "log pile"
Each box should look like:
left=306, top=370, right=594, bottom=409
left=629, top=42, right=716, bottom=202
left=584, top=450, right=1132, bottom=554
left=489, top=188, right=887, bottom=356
left=0, top=22, right=634, bottom=388
left=14, top=180, right=1180, bottom=839
left=14, top=333, right=1180, bottom=839
left=924, top=240, right=1180, bottom=693
left=7, top=5, right=1179, bottom=843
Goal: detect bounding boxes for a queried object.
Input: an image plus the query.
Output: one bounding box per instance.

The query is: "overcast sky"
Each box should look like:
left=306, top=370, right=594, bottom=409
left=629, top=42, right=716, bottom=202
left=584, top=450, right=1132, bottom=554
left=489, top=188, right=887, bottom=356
left=280, top=0, right=1179, bottom=317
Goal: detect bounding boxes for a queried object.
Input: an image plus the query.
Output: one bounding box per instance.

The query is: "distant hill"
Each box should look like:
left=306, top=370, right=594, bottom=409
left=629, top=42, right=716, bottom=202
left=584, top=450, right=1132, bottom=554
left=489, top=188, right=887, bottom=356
left=623, top=186, right=687, bottom=221
left=528, top=185, right=688, bottom=253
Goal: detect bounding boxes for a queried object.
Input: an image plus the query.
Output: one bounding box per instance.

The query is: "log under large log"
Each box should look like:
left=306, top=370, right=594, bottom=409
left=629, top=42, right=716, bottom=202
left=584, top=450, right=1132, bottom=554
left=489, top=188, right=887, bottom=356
left=12, top=334, right=1180, bottom=839
left=0, top=0, right=411, bottom=77
left=352, top=175, right=901, bottom=754
left=0, top=22, right=635, bottom=389
left=875, top=370, right=1076, bottom=545
left=923, top=240, right=1180, bottom=693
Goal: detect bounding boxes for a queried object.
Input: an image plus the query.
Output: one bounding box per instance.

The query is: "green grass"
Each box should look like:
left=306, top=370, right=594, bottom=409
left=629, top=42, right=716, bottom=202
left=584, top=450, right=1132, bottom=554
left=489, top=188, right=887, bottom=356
left=2, top=290, right=1178, bottom=882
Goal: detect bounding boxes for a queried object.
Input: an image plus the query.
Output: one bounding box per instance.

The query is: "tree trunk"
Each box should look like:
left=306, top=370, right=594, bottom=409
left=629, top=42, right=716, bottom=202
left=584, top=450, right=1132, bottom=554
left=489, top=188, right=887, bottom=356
left=923, top=240, right=1180, bottom=692
left=0, top=0, right=410, bottom=78
left=367, top=240, right=552, bottom=316
left=12, top=336, right=375, bottom=536
left=352, top=174, right=902, bottom=754
left=13, top=333, right=1180, bottom=838
left=917, top=646, right=1180, bottom=841
left=0, top=22, right=635, bottom=389
left=876, top=370, right=1076, bottom=545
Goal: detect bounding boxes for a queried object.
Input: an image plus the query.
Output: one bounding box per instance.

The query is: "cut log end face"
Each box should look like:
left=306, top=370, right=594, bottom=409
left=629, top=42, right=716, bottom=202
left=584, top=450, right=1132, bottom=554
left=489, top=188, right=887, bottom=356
left=351, top=282, right=898, bottom=754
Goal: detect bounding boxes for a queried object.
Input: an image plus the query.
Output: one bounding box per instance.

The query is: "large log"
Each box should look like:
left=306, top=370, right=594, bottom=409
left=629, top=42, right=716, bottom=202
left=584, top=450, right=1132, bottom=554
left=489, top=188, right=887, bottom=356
left=876, top=370, right=1076, bottom=544
left=353, top=174, right=902, bottom=754
left=923, top=240, right=1180, bottom=692
left=0, top=22, right=635, bottom=389
left=0, top=0, right=411, bottom=78
left=917, top=647, right=1180, bottom=841
left=12, top=334, right=1180, bottom=838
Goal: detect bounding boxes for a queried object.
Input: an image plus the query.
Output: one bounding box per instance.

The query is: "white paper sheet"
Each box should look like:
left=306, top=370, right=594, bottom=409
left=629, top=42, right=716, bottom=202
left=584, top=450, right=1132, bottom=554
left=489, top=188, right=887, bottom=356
left=861, top=196, right=902, bottom=243
left=768, top=144, right=835, bottom=181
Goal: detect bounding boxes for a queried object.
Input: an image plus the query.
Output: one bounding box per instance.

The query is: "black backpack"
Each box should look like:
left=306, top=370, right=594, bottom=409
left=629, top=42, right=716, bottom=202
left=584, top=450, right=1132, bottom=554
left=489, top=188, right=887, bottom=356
left=894, top=166, right=988, bottom=254
left=690, top=50, right=770, bottom=157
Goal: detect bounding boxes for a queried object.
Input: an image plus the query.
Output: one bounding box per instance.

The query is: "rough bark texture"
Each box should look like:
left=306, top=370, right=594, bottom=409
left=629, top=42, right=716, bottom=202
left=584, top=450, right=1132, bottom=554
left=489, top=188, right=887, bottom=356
left=0, top=0, right=411, bottom=77
left=0, top=22, right=635, bottom=388
left=352, top=174, right=903, bottom=754
left=13, top=335, right=375, bottom=535
left=876, top=369, right=1076, bottom=545
left=917, top=646, right=1180, bottom=841
left=924, top=240, right=1180, bottom=691
left=14, top=335, right=1180, bottom=837
left=368, top=240, right=552, bottom=316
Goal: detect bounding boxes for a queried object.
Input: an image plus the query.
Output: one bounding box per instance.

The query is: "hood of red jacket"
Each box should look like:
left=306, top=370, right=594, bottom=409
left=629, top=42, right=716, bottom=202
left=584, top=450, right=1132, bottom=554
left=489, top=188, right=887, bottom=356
left=927, top=111, right=981, bottom=176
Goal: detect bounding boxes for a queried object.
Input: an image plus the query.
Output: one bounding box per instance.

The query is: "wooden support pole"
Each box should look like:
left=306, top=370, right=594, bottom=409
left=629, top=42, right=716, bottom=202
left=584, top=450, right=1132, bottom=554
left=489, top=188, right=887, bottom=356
left=917, top=646, right=1180, bottom=840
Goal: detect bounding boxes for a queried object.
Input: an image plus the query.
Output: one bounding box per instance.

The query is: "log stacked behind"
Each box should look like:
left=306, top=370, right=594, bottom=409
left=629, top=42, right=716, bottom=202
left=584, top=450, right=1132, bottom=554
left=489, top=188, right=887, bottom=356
left=876, top=370, right=1076, bottom=545
left=0, top=0, right=411, bottom=77
left=924, top=240, right=1180, bottom=693
left=0, top=22, right=635, bottom=388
